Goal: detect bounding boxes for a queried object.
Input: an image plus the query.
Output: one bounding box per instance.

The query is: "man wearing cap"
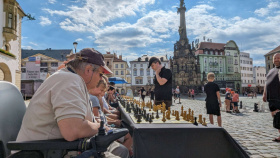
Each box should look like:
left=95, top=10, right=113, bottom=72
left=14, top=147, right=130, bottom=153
left=16, top=48, right=129, bottom=157
left=148, top=57, right=172, bottom=109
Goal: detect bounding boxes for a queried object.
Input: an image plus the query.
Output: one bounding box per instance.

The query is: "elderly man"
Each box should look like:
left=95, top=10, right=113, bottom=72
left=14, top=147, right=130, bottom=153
left=263, top=53, right=280, bottom=142
left=16, top=48, right=129, bottom=157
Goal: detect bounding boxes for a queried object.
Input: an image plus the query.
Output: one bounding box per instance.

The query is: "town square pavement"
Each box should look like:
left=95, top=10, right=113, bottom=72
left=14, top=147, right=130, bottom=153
left=25, top=93, right=280, bottom=158
left=134, top=93, right=280, bottom=158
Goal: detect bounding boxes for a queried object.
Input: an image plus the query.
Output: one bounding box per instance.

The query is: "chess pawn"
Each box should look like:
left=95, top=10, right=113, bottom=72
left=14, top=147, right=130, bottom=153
left=188, top=108, right=191, bottom=115
left=176, top=111, right=180, bottom=121
left=186, top=114, right=190, bottom=121
left=162, top=111, right=166, bottom=123
left=191, top=110, right=194, bottom=117
left=198, top=115, right=202, bottom=124
left=202, top=118, right=207, bottom=126
left=190, top=115, right=194, bottom=123
left=172, top=110, right=175, bottom=116
left=156, top=110, right=159, bottom=119
left=137, top=114, right=142, bottom=123
left=183, top=111, right=187, bottom=120
left=180, top=109, right=184, bottom=117
left=149, top=115, right=153, bottom=123
left=193, top=117, right=198, bottom=126
left=181, top=105, right=184, bottom=111
left=166, top=110, right=171, bottom=120
left=152, top=112, right=155, bottom=119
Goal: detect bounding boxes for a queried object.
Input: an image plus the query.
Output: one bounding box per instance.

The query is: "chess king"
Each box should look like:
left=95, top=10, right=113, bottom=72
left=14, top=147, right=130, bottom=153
left=148, top=57, right=173, bottom=110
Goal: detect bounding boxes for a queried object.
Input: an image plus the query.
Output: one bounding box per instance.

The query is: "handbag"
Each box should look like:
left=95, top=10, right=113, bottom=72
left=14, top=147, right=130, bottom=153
left=273, top=112, right=280, bottom=129
left=142, top=91, right=146, bottom=95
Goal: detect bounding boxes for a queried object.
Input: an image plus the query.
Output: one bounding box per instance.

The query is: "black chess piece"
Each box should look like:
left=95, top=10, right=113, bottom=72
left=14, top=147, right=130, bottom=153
left=240, top=101, right=243, bottom=109
left=193, top=117, right=198, bottom=126
left=149, top=115, right=153, bottom=123
left=146, top=114, right=149, bottom=122
left=137, top=114, right=142, bottom=123
left=253, top=103, right=259, bottom=112
left=151, top=113, right=154, bottom=119
left=156, top=110, right=159, bottom=119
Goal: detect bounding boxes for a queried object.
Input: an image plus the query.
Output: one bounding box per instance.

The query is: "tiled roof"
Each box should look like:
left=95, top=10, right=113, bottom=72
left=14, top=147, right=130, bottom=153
left=22, top=49, right=72, bottom=61
left=113, top=58, right=126, bottom=62
left=197, top=42, right=225, bottom=50
left=265, top=45, right=280, bottom=56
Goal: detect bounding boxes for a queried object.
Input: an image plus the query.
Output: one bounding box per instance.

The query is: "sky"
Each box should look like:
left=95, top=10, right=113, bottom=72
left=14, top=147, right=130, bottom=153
left=18, top=0, right=280, bottom=66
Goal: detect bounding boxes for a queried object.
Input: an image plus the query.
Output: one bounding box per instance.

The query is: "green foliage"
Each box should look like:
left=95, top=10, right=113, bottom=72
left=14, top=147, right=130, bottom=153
left=0, top=49, right=16, bottom=58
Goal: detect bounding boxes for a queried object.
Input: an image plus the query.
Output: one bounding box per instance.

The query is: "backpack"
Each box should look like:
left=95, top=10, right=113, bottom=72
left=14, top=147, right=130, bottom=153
left=232, top=94, right=239, bottom=102
left=142, top=91, right=146, bottom=95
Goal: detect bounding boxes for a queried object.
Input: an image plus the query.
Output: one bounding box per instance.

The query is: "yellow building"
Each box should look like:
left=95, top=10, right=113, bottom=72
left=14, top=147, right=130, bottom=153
left=103, top=52, right=131, bottom=94
left=0, top=0, right=26, bottom=89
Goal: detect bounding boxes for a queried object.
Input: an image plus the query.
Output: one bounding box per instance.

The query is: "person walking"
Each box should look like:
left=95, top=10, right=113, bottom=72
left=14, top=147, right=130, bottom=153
left=150, top=88, right=155, bottom=104
left=204, top=72, right=222, bottom=127
left=148, top=57, right=172, bottom=110
left=174, top=86, right=181, bottom=104
left=225, top=89, right=232, bottom=113
left=140, top=87, right=146, bottom=102
left=263, top=53, right=280, bottom=142
left=191, top=89, right=195, bottom=100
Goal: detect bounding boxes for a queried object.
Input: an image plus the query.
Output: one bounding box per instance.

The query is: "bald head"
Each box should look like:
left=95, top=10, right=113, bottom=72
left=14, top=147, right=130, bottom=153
left=273, top=53, right=280, bottom=67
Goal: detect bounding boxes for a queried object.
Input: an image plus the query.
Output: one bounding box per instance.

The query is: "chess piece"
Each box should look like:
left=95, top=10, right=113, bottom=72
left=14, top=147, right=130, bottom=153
left=149, top=115, right=153, bottom=123
left=172, top=110, right=175, bottom=116
left=198, top=115, right=202, bottom=124
left=191, top=110, right=194, bottom=117
left=156, top=110, right=159, bottom=119
left=162, top=111, right=166, bottom=123
left=149, top=103, right=152, bottom=111
left=166, top=110, right=171, bottom=120
left=202, top=118, right=207, bottom=126
left=190, top=115, right=194, bottom=123
left=181, top=106, right=184, bottom=117
left=193, top=117, right=198, bottom=126
left=146, top=114, right=149, bottom=122
left=137, top=114, right=142, bottom=123
left=188, top=108, right=191, bottom=115
left=152, top=112, right=154, bottom=119
left=176, top=111, right=180, bottom=121
left=183, top=111, right=187, bottom=120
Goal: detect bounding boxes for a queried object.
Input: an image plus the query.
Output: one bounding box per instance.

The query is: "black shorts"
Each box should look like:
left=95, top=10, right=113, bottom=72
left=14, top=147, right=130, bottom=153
left=206, top=102, right=221, bottom=116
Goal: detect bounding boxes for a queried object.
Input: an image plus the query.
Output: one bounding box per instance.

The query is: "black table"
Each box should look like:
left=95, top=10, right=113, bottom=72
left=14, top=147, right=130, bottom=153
left=119, top=102, right=249, bottom=158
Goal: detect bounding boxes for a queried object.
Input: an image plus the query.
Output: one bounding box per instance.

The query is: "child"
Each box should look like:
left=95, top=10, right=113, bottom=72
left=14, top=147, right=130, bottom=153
left=204, top=72, right=222, bottom=127
left=232, top=91, right=240, bottom=113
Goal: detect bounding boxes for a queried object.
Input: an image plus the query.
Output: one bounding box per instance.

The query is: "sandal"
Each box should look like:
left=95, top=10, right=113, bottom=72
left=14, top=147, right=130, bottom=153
left=272, top=138, right=280, bottom=142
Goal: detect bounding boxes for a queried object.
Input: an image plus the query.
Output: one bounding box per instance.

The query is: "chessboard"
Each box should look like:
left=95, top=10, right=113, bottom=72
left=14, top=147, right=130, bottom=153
left=119, top=97, right=208, bottom=125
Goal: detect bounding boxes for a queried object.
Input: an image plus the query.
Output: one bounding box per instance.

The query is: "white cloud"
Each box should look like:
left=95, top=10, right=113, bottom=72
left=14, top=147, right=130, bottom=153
left=22, top=45, right=33, bottom=49
left=75, top=38, right=83, bottom=42
left=48, top=0, right=56, bottom=4
left=255, top=1, right=280, bottom=17
left=87, top=36, right=95, bottom=40
left=29, top=42, right=38, bottom=46
left=39, top=16, right=52, bottom=26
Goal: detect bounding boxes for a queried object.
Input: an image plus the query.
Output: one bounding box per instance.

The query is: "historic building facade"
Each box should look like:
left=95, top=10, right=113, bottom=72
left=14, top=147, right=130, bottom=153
left=195, top=41, right=242, bottom=92
left=130, top=55, right=169, bottom=95
left=21, top=49, right=72, bottom=97
left=264, top=45, right=280, bottom=73
left=0, top=0, right=25, bottom=89
left=103, top=52, right=131, bottom=94
left=253, top=66, right=266, bottom=94
left=240, top=52, right=255, bottom=93
left=170, top=0, right=201, bottom=93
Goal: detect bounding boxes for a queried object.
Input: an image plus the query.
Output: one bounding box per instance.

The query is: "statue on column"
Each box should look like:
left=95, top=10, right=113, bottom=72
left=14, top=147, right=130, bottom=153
left=180, top=0, right=185, bottom=8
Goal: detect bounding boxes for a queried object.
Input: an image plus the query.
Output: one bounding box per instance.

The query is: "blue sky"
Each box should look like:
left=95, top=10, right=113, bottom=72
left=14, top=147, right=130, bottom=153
left=18, top=0, right=280, bottom=66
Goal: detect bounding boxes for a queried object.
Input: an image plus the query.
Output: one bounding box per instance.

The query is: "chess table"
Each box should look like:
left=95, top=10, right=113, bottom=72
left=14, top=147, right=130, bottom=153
left=119, top=100, right=249, bottom=158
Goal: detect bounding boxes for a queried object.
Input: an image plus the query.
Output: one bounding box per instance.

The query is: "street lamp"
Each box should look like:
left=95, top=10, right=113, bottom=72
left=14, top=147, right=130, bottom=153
left=73, top=42, right=78, bottom=53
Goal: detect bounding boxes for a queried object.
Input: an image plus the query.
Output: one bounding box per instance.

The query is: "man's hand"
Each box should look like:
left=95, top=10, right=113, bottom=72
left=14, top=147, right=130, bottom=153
left=155, top=67, right=161, bottom=74
left=271, top=109, right=280, bottom=117
left=262, top=93, right=267, bottom=102
left=219, top=103, right=222, bottom=107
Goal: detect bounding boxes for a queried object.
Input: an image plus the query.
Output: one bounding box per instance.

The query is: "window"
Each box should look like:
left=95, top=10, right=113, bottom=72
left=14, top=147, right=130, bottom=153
left=241, top=60, right=242, bottom=63
left=134, top=64, right=136, bottom=67
left=219, top=58, right=222, bottom=64
left=209, top=58, right=213, bottom=63
left=51, top=62, right=58, bottom=67
left=121, top=64, right=124, bottom=68
left=235, top=59, right=238, bottom=64
left=40, top=68, right=48, bottom=73
left=210, top=51, right=213, bottom=55
left=107, top=61, right=109, bottom=66
left=133, top=69, right=137, bottom=76
left=140, top=69, right=144, bottom=76
left=234, top=52, right=237, bottom=57
left=40, top=62, right=48, bottom=67
left=235, top=67, right=238, bottom=72
left=204, top=66, right=207, bottom=72
left=204, top=57, right=207, bottom=64
left=214, top=58, right=217, bottom=63
left=227, top=51, right=230, bottom=56
left=147, top=69, right=150, bottom=76
left=8, top=13, right=12, bottom=28
left=115, top=64, right=118, bottom=68
left=220, top=67, right=222, bottom=73
left=204, top=50, right=208, bottom=54
left=21, top=68, right=26, bottom=73
left=215, top=51, right=218, bottom=55
left=115, top=71, right=118, bottom=75
left=135, top=79, right=143, bottom=84
left=140, top=64, right=143, bottom=67
left=121, top=71, right=124, bottom=75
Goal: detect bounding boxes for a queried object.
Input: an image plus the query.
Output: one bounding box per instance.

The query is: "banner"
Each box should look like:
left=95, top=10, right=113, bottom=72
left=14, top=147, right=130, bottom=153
left=35, top=56, right=41, bottom=66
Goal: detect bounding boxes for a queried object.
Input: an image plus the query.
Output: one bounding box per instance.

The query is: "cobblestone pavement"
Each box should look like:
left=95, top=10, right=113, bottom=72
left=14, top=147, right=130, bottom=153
left=135, top=94, right=280, bottom=158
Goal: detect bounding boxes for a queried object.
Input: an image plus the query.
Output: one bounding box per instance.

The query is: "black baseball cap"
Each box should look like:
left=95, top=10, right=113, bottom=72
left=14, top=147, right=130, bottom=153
left=148, top=57, right=159, bottom=68
left=75, top=48, right=112, bottom=74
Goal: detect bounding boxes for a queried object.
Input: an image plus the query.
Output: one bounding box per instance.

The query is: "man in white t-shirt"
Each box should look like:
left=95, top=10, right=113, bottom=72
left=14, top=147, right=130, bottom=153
left=16, top=48, right=128, bottom=158
left=174, top=86, right=181, bottom=104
